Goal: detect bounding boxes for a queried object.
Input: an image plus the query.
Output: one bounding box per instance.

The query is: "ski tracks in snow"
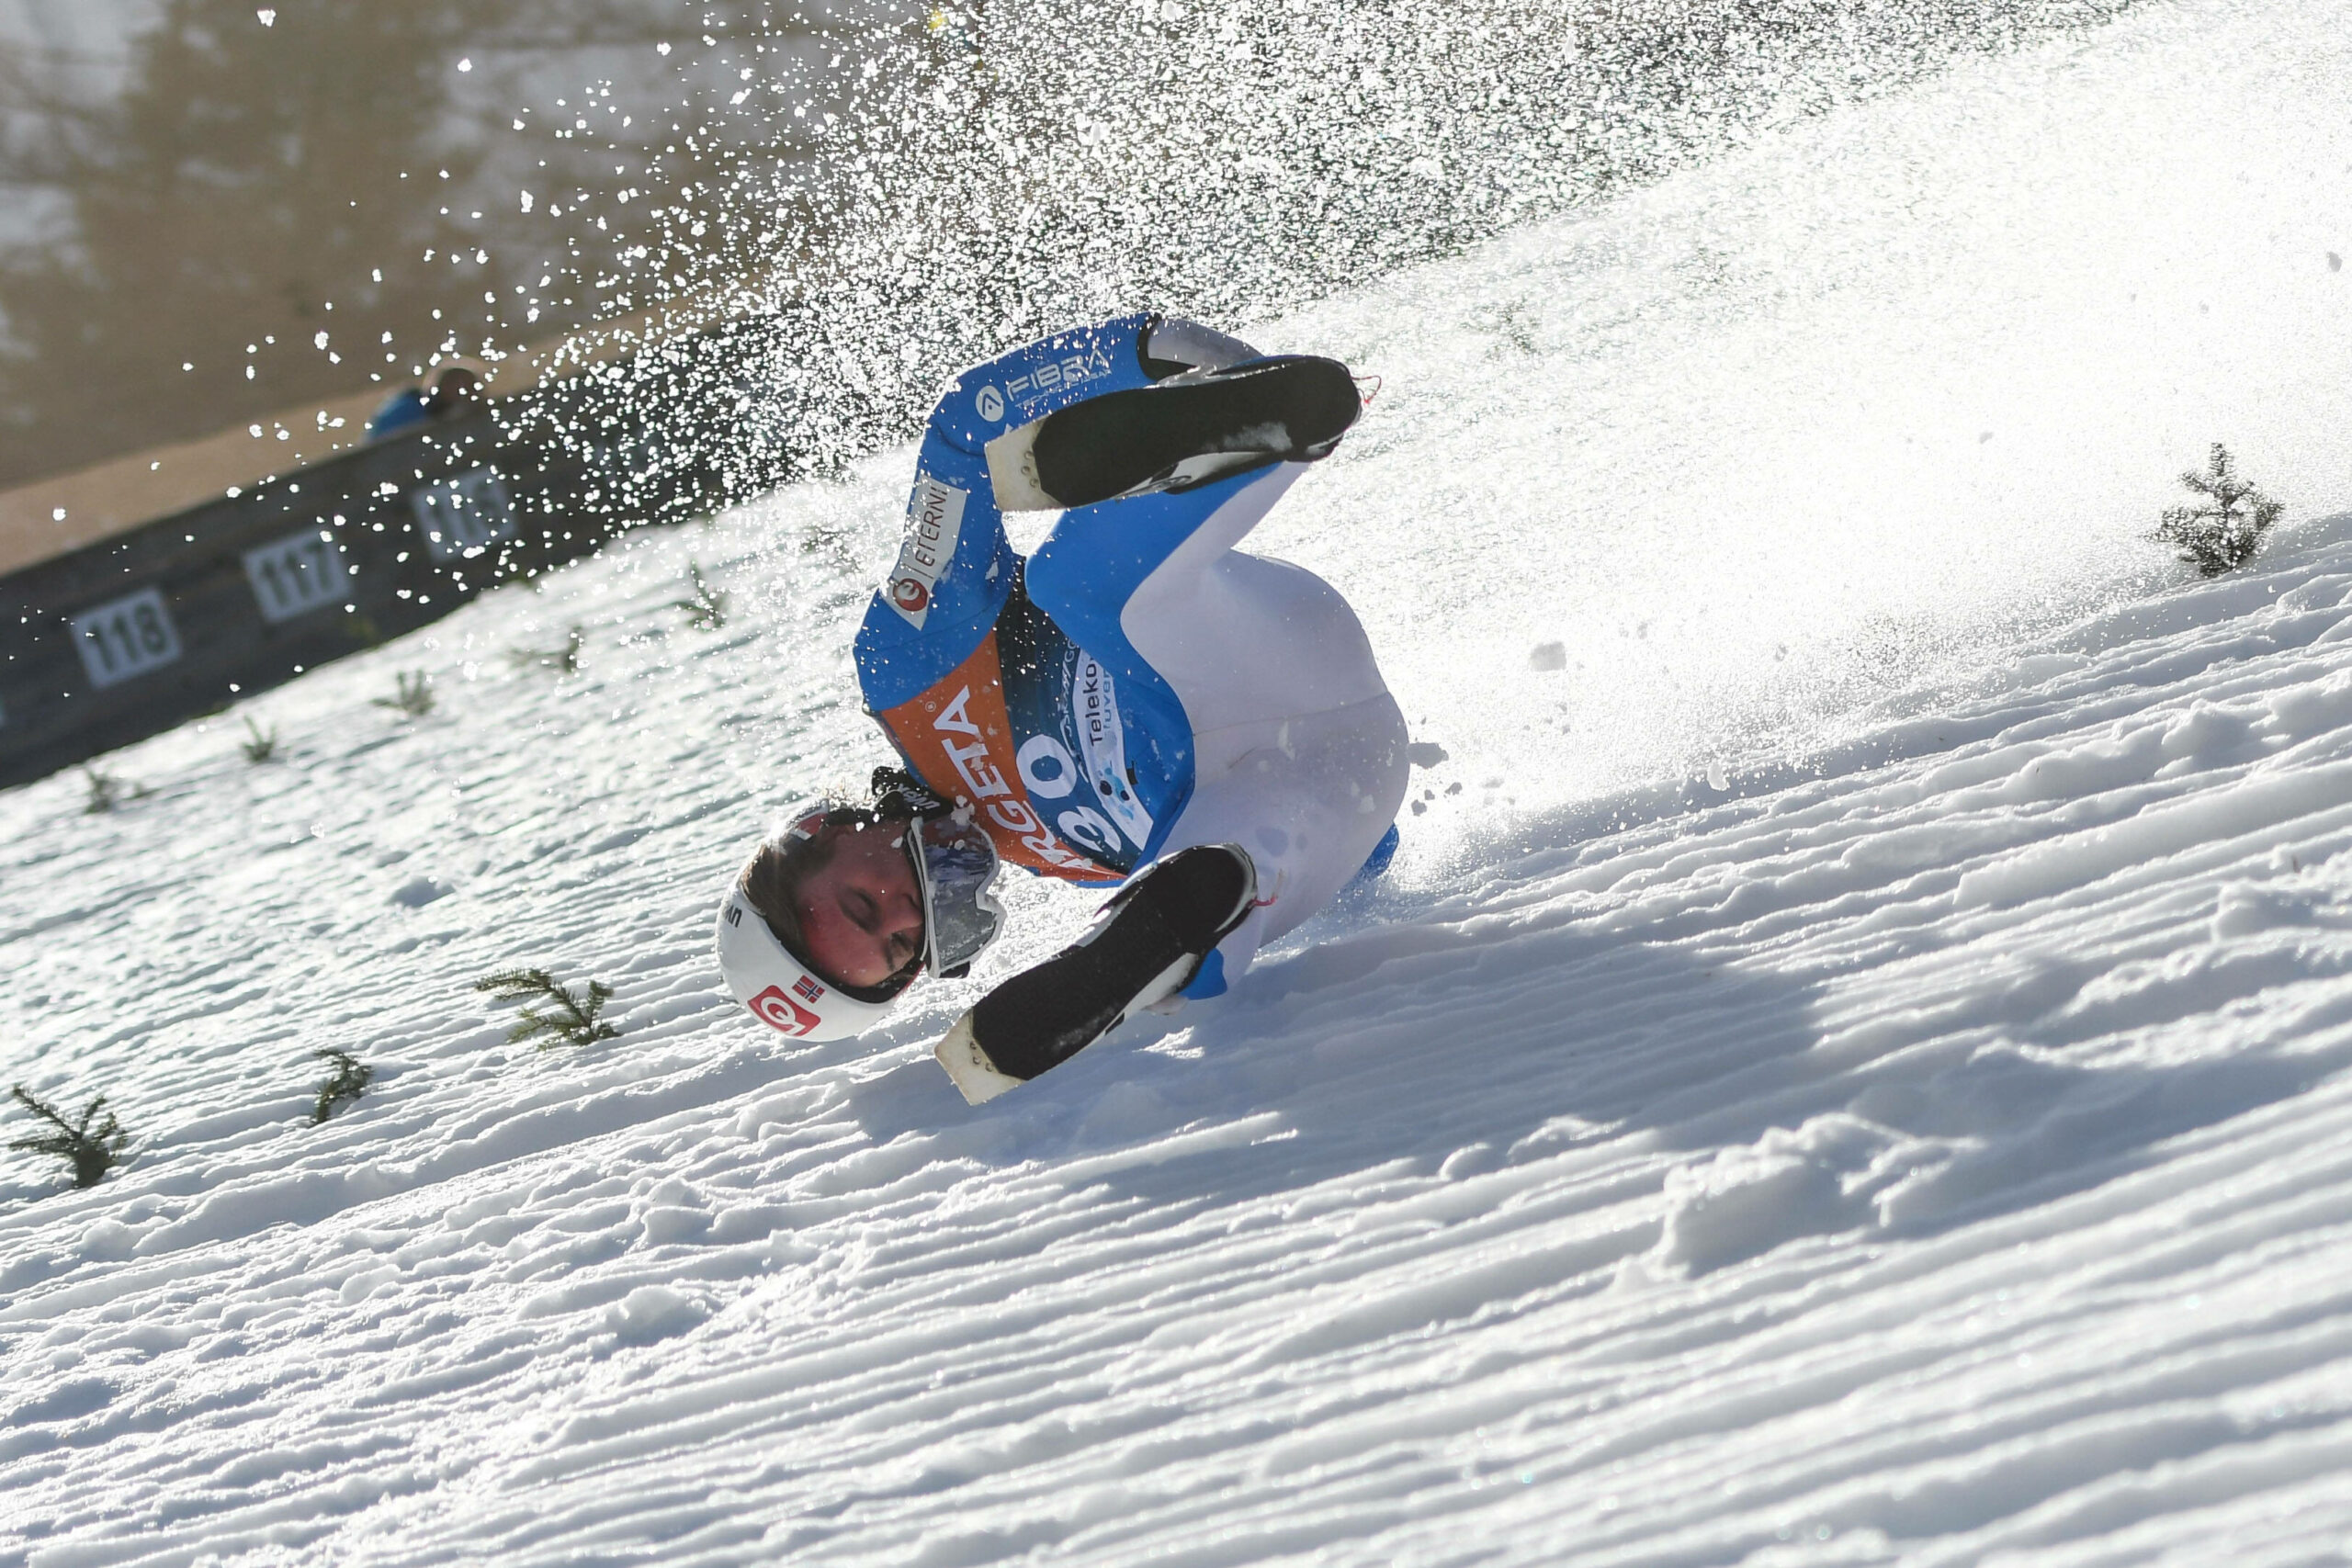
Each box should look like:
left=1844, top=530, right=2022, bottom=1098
left=11, top=0, right=2352, bottom=1548
left=12, top=513, right=2352, bottom=1563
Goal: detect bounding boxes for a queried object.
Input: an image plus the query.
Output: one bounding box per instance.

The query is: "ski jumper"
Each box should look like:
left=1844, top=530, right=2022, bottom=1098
left=853, top=314, right=1408, bottom=998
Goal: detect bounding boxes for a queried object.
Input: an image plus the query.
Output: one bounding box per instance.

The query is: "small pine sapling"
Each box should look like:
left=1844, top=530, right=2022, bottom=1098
left=82, top=765, right=121, bottom=813
left=241, top=716, right=279, bottom=763
left=509, top=626, right=585, bottom=676
left=672, top=563, right=729, bottom=630
left=80, top=765, right=147, bottom=813
left=2155, top=444, right=2285, bottom=577
left=9, top=1085, right=130, bottom=1189
left=372, top=671, right=435, bottom=718
left=311, top=1049, right=373, bottom=1122
left=474, top=968, right=620, bottom=1047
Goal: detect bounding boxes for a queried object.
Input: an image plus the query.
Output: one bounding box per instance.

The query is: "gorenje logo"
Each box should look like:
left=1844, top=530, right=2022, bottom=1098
left=749, top=985, right=821, bottom=1035
left=886, top=477, right=967, bottom=629
left=974, top=384, right=1006, bottom=423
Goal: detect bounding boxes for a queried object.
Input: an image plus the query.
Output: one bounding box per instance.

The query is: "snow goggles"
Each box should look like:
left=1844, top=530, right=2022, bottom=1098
left=904, top=811, right=1006, bottom=979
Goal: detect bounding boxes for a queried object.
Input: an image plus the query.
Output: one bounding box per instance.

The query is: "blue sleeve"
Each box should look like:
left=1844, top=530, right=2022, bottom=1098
left=366, top=389, right=428, bottom=439
left=852, top=432, right=1013, bottom=713
left=854, top=312, right=1165, bottom=712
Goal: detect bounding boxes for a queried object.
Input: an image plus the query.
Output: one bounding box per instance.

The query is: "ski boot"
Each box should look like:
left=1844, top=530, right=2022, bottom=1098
left=935, top=844, right=1257, bottom=1104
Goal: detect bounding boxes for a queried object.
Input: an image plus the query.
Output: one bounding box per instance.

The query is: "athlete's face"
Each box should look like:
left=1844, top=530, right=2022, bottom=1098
left=795, top=821, right=924, bottom=989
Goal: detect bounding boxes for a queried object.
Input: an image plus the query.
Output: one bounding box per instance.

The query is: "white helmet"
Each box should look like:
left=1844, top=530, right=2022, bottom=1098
left=715, top=784, right=1005, bottom=1043
left=715, top=892, right=901, bottom=1043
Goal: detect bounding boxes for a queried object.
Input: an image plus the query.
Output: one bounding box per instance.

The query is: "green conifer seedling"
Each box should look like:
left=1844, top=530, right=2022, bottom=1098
left=508, top=626, right=584, bottom=676
left=241, top=716, right=279, bottom=762
left=372, top=671, right=435, bottom=718
left=2155, top=444, right=2285, bottom=577
left=79, top=765, right=147, bottom=813
left=9, top=1085, right=130, bottom=1189
left=473, top=968, right=620, bottom=1047
left=672, top=563, right=729, bottom=630
left=82, top=765, right=121, bottom=813
left=311, top=1049, right=373, bottom=1122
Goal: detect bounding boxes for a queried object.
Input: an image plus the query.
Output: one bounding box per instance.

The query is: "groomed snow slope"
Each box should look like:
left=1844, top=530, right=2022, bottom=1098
left=6, top=0, right=2352, bottom=1562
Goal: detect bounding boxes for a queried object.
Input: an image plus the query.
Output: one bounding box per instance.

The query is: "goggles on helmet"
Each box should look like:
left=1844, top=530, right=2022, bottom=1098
left=856, top=768, right=1005, bottom=981
left=904, top=810, right=1004, bottom=979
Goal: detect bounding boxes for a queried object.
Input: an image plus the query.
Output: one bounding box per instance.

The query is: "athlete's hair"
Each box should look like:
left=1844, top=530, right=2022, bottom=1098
left=735, top=818, right=924, bottom=1002
left=735, top=833, right=833, bottom=969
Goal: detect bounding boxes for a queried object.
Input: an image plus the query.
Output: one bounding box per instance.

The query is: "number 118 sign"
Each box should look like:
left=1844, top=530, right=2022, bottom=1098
left=69, top=588, right=183, bottom=690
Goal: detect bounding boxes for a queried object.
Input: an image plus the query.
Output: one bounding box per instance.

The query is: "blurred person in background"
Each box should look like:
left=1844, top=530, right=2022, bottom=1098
left=366, top=360, right=486, bottom=440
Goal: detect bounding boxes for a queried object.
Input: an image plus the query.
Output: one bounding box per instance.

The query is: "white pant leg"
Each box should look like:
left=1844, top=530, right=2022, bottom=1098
left=1117, top=462, right=1408, bottom=977
left=1158, top=696, right=1409, bottom=965
left=1117, top=465, right=1392, bottom=747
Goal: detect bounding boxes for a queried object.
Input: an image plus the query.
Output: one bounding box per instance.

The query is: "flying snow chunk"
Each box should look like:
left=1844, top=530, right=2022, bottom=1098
left=519, top=191, right=534, bottom=214
left=607, top=1286, right=707, bottom=1345
left=254, top=7, right=274, bottom=24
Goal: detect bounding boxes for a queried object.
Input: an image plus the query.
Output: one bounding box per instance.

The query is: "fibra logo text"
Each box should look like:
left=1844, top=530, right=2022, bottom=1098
left=973, top=346, right=1115, bottom=425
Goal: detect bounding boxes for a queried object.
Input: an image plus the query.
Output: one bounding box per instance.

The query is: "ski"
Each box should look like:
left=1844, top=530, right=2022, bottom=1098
left=985, top=355, right=1362, bottom=512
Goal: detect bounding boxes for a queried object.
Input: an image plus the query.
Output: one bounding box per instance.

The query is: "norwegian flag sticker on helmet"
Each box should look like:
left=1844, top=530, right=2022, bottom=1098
left=793, top=975, right=825, bottom=1004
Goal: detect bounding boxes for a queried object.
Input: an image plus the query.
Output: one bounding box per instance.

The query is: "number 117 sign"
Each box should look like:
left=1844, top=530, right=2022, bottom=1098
left=243, top=527, right=353, bottom=625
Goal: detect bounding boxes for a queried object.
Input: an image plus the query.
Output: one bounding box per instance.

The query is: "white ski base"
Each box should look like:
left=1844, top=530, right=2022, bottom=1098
left=933, top=1015, right=1024, bottom=1105
left=982, top=420, right=1055, bottom=511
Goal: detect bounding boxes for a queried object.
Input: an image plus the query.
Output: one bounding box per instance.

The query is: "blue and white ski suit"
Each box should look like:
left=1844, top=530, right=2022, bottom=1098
left=854, top=314, right=1407, bottom=998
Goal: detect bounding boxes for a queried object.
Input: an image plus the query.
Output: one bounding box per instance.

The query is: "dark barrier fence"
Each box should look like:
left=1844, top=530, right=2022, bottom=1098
left=0, top=322, right=787, bottom=791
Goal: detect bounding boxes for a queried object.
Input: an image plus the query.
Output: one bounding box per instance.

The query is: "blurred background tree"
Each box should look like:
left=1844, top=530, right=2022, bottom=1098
left=0, top=0, right=891, bottom=490
left=0, top=0, right=515, bottom=484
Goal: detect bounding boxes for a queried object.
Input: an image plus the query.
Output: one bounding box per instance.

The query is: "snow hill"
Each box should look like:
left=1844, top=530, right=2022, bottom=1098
left=6, top=0, right=2352, bottom=1562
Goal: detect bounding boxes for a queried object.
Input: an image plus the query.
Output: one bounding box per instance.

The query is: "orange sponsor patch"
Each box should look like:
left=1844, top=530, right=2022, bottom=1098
left=876, top=637, right=1107, bottom=882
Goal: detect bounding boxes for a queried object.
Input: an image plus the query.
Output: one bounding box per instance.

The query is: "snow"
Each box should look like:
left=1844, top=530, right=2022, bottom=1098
left=7, top=0, right=2352, bottom=1562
